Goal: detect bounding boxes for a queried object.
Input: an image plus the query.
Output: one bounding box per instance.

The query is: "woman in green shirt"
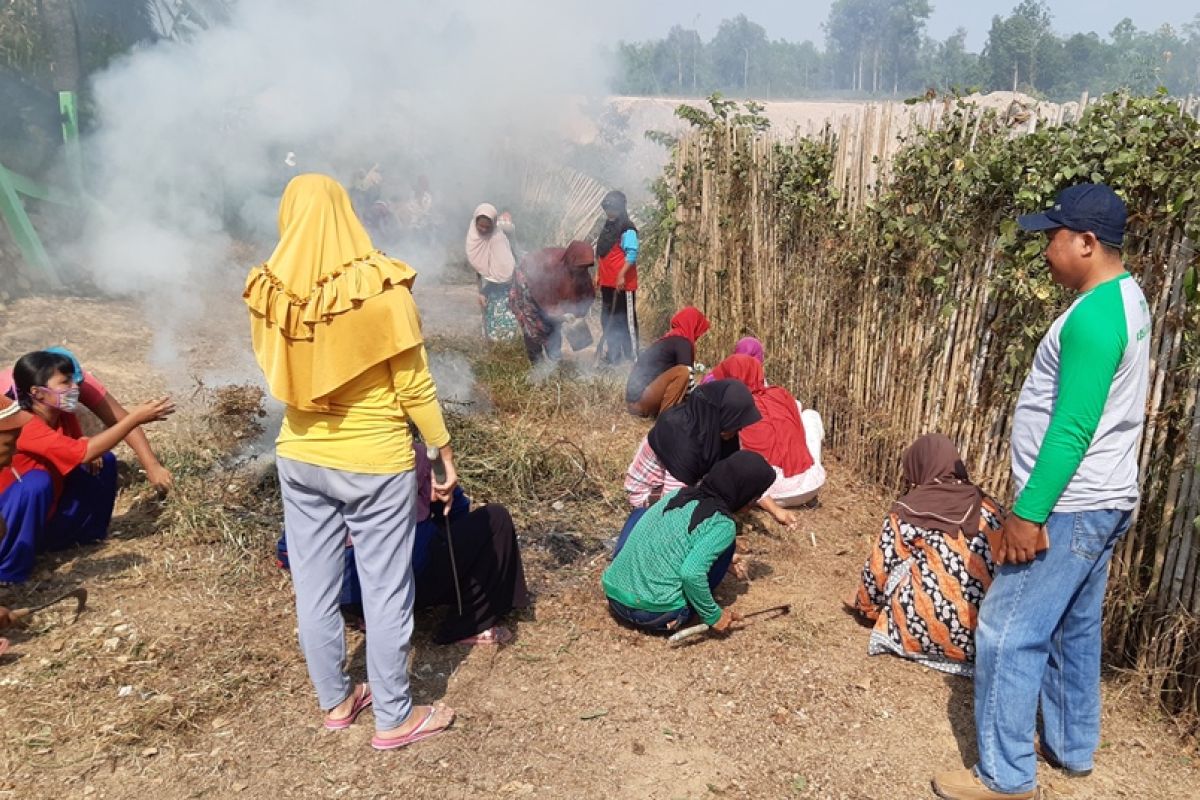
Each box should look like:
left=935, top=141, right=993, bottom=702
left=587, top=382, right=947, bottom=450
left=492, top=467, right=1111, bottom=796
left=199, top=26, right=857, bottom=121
left=602, top=451, right=776, bottom=634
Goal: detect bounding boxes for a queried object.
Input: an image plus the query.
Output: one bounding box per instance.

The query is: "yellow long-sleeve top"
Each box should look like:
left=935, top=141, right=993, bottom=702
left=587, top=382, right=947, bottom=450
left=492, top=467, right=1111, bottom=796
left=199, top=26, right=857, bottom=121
left=275, top=344, right=449, bottom=474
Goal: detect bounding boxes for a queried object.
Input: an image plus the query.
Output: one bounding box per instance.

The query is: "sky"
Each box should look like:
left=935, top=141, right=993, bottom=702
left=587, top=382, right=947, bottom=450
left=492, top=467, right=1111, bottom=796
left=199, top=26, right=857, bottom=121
left=627, top=1, right=1199, bottom=51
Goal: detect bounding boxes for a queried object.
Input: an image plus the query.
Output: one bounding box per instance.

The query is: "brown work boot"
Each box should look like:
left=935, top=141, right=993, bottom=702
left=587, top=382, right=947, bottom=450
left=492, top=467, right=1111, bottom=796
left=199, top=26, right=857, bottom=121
left=931, top=768, right=1037, bottom=799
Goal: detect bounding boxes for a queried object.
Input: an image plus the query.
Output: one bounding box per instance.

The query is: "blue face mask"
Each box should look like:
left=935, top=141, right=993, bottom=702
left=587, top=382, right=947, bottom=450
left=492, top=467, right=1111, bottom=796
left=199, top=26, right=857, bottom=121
left=35, top=386, right=81, bottom=413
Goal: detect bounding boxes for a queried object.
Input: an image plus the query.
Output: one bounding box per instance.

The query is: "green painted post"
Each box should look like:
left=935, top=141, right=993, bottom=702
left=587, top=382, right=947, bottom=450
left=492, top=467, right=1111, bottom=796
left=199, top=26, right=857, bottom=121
left=59, top=90, right=83, bottom=193
left=0, top=163, right=62, bottom=287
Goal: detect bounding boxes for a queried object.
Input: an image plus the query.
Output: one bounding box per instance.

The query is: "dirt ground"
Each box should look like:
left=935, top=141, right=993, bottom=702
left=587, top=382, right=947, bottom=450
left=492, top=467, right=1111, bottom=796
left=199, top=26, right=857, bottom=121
left=0, top=286, right=1196, bottom=800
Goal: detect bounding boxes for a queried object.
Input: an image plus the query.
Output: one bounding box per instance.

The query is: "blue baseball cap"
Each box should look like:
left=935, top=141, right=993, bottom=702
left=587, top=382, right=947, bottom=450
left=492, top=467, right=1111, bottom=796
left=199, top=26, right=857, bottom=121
left=1017, top=183, right=1126, bottom=248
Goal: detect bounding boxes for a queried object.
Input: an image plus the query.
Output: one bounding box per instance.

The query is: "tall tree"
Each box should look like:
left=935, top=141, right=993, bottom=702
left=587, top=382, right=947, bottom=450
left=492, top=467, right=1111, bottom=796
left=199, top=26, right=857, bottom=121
left=825, top=0, right=881, bottom=91
left=826, top=0, right=930, bottom=93
left=38, top=0, right=81, bottom=91
left=917, top=28, right=985, bottom=92
left=883, top=0, right=932, bottom=93
left=982, top=0, right=1054, bottom=92
left=710, top=14, right=768, bottom=92
left=663, top=25, right=702, bottom=94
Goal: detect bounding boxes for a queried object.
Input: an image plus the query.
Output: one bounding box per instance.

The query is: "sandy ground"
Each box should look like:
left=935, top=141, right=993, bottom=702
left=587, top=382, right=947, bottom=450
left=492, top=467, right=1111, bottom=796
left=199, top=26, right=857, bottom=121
left=0, top=288, right=1195, bottom=800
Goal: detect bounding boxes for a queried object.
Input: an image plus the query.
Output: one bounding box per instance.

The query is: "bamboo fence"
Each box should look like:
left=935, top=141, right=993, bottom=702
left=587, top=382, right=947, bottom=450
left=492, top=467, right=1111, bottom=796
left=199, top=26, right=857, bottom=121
left=652, top=96, right=1200, bottom=718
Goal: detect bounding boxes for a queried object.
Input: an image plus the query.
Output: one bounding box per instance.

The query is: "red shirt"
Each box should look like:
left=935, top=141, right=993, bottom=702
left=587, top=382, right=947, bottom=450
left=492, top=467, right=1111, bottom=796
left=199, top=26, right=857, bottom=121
left=0, top=415, right=88, bottom=499
left=597, top=244, right=638, bottom=291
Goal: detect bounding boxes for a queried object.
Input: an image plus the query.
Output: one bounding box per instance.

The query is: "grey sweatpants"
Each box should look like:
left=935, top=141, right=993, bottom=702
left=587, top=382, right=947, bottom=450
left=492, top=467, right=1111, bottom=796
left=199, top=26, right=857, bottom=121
left=277, top=456, right=417, bottom=730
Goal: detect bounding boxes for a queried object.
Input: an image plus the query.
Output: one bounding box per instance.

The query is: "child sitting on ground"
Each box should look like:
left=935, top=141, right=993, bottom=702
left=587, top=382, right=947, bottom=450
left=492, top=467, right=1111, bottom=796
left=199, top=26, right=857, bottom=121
left=0, top=351, right=174, bottom=583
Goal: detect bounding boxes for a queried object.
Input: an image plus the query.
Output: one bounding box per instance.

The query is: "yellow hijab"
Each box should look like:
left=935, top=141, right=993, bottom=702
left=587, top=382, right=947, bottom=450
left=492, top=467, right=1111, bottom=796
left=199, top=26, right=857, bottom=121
left=244, top=174, right=422, bottom=411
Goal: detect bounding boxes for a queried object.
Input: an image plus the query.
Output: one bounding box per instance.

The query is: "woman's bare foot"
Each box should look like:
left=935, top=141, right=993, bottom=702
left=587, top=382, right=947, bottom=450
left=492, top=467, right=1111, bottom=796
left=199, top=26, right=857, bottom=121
left=843, top=587, right=860, bottom=611
left=325, top=683, right=371, bottom=729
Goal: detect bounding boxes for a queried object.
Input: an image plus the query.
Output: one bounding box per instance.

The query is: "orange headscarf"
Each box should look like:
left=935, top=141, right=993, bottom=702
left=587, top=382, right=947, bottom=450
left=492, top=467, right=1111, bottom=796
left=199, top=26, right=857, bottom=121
left=709, top=354, right=814, bottom=478
left=243, top=174, right=423, bottom=411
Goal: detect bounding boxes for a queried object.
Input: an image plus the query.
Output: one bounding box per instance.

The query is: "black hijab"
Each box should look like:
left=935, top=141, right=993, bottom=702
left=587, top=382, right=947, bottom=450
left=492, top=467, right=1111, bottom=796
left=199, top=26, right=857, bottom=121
left=647, top=380, right=762, bottom=486
left=597, top=190, right=637, bottom=258
left=665, top=450, right=777, bottom=533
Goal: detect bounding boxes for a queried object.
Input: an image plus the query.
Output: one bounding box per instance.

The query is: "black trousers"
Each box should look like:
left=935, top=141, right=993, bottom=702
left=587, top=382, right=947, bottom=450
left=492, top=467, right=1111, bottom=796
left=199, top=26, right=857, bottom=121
left=415, top=505, right=530, bottom=643
left=600, top=287, right=637, bottom=364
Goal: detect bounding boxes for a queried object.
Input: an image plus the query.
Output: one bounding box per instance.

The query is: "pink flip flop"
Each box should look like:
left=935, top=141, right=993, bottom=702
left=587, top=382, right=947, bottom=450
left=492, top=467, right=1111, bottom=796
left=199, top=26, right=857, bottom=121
left=0, top=638, right=8, bottom=659
left=371, top=705, right=455, bottom=751
left=453, top=626, right=513, bottom=646
left=324, top=684, right=372, bottom=730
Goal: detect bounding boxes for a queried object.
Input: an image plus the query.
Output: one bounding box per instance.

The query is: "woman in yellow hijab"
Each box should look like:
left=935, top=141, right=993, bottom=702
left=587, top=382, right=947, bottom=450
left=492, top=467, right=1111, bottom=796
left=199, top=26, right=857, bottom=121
left=245, top=174, right=455, bottom=749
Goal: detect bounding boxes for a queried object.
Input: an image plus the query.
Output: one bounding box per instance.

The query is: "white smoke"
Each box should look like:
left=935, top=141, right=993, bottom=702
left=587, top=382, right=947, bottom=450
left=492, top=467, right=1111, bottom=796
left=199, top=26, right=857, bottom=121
left=72, top=0, right=635, bottom=380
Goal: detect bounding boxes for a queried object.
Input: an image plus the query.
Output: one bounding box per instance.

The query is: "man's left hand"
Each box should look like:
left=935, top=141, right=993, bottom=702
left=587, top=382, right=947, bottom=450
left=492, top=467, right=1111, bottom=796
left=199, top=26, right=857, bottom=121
left=995, top=513, right=1049, bottom=565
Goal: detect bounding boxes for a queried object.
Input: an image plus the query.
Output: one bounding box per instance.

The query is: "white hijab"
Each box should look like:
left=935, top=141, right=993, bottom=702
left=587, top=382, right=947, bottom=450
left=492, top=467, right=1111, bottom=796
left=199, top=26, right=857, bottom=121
left=465, top=202, right=515, bottom=283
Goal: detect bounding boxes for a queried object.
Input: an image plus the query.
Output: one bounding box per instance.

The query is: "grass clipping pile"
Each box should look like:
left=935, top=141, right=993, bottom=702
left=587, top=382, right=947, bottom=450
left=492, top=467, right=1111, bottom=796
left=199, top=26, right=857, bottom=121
left=446, top=340, right=634, bottom=566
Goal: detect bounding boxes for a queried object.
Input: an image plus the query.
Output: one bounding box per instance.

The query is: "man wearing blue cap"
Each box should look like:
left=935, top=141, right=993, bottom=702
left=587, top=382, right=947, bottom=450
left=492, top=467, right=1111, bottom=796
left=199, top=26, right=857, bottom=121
left=933, top=184, right=1152, bottom=799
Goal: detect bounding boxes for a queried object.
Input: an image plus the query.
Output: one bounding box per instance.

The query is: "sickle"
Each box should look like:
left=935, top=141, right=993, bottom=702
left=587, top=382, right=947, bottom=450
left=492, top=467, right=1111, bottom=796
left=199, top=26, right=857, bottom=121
left=667, top=603, right=791, bottom=646
left=0, top=587, right=88, bottom=629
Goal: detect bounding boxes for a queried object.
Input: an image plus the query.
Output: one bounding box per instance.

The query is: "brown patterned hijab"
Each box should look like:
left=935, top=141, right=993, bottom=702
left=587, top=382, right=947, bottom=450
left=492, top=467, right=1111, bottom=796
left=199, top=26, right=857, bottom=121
left=891, top=433, right=983, bottom=539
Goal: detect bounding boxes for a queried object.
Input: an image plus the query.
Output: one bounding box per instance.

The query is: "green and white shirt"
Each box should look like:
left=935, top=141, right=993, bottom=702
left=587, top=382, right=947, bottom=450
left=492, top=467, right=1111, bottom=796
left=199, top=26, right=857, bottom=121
left=1011, top=272, right=1151, bottom=523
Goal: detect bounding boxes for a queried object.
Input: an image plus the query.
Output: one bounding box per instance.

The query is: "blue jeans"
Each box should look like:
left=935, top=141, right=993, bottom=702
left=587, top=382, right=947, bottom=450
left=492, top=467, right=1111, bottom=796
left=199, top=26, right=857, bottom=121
left=43, top=453, right=118, bottom=550
left=973, top=508, right=1131, bottom=794
left=606, top=597, right=692, bottom=632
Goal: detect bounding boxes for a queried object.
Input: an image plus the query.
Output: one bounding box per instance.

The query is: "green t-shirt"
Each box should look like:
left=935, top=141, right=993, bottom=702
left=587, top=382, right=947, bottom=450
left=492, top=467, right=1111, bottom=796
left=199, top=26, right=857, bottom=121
left=602, top=492, right=735, bottom=626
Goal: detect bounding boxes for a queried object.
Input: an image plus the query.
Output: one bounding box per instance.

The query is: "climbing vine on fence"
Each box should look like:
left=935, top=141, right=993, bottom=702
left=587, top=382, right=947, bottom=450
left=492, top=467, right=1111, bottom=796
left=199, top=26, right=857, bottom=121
left=643, top=90, right=1200, bottom=722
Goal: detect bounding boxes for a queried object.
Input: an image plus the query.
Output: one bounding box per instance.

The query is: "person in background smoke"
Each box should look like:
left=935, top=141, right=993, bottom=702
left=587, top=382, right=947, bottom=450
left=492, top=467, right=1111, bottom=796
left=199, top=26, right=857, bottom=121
left=603, top=451, right=776, bottom=634
left=1, top=347, right=174, bottom=492
left=1, top=351, right=174, bottom=584
left=705, top=354, right=826, bottom=509
left=509, top=241, right=596, bottom=365
left=595, top=190, right=639, bottom=365
left=465, top=203, right=519, bottom=342
left=625, top=307, right=710, bottom=417
left=405, top=175, right=435, bottom=246
left=244, top=173, right=456, bottom=750
left=276, top=442, right=529, bottom=646
left=349, top=164, right=394, bottom=240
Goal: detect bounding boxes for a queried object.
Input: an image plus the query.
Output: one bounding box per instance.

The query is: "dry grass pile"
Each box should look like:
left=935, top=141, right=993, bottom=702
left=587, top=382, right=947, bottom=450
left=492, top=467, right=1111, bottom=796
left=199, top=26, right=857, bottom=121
left=436, top=338, right=637, bottom=543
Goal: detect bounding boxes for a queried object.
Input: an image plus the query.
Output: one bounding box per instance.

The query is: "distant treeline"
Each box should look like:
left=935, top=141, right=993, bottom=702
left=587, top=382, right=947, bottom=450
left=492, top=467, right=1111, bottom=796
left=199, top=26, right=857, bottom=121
left=613, top=1, right=1200, bottom=101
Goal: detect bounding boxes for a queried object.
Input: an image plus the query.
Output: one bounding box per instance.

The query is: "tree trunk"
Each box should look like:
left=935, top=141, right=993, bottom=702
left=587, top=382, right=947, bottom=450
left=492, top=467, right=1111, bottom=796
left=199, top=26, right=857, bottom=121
left=743, top=48, right=750, bottom=90
left=39, top=0, right=82, bottom=92
left=872, top=45, right=881, bottom=94
left=1012, top=60, right=1019, bottom=92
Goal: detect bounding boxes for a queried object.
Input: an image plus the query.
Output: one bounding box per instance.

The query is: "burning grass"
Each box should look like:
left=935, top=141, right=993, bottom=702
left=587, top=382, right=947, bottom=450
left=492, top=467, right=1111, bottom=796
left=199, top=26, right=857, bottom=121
left=431, top=336, right=641, bottom=544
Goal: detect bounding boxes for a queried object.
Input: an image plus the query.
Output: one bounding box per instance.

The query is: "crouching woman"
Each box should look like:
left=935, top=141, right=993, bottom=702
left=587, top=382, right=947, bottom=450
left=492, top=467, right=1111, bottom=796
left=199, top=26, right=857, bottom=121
left=602, top=451, right=775, bottom=634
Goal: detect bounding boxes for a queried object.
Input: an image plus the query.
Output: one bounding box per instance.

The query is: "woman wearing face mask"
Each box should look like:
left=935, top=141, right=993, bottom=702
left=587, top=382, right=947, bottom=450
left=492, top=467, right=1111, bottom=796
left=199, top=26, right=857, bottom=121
left=0, top=351, right=174, bottom=583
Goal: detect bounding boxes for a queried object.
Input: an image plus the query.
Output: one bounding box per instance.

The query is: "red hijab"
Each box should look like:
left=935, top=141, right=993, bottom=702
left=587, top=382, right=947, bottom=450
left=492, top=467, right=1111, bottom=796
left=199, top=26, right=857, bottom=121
left=661, top=307, right=710, bottom=344
left=709, top=354, right=813, bottom=477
